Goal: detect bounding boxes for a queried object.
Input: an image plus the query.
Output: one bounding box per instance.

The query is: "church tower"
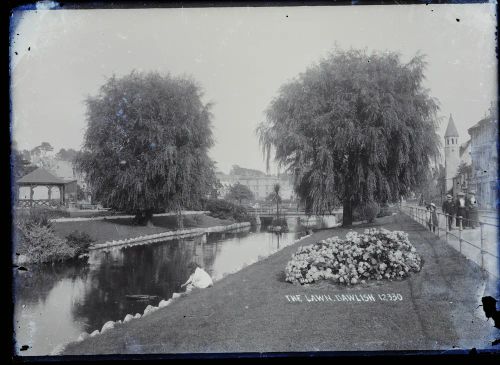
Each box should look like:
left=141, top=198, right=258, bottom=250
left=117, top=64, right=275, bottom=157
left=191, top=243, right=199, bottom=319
left=444, top=114, right=460, bottom=192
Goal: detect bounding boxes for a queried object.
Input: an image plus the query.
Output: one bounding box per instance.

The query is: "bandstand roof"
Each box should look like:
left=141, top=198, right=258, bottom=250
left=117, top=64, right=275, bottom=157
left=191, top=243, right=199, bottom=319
left=17, top=167, right=66, bottom=185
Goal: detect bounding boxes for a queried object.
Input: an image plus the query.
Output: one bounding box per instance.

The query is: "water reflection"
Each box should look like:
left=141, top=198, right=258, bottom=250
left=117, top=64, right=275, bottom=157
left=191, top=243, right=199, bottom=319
left=14, top=215, right=338, bottom=355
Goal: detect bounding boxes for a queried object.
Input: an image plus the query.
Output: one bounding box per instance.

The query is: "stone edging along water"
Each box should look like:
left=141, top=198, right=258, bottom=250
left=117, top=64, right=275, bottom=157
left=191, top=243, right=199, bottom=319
left=14, top=222, right=251, bottom=266
left=49, top=232, right=313, bottom=356
left=49, top=211, right=211, bottom=223
left=88, top=221, right=252, bottom=251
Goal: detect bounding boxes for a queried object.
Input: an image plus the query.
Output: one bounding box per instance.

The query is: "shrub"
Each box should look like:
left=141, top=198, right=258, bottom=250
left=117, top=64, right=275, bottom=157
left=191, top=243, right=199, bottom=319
left=248, top=216, right=259, bottom=226
left=193, top=214, right=204, bottom=225
left=232, top=205, right=252, bottom=223
left=19, top=208, right=51, bottom=228
left=285, top=228, right=422, bottom=285
left=15, top=211, right=91, bottom=264
left=17, top=208, right=71, bottom=228
left=354, top=201, right=380, bottom=223
left=205, top=199, right=252, bottom=222
left=205, top=199, right=235, bottom=220
left=181, top=214, right=205, bottom=227
left=65, top=230, right=94, bottom=256
left=271, top=217, right=288, bottom=227
left=377, top=206, right=392, bottom=218
left=16, top=223, right=77, bottom=264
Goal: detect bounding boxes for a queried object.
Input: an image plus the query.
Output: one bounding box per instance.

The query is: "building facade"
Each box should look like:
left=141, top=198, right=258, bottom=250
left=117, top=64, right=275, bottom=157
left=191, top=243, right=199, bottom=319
left=451, top=139, right=472, bottom=195
left=216, top=168, right=294, bottom=201
left=467, top=107, right=498, bottom=210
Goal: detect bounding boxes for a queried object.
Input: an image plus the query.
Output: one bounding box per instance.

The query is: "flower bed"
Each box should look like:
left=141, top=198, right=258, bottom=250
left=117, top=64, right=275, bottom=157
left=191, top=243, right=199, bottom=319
left=285, top=228, right=422, bottom=285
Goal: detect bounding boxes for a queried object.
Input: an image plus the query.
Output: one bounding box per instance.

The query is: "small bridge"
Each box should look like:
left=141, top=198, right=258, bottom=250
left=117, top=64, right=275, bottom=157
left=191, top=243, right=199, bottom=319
left=248, top=207, right=342, bottom=225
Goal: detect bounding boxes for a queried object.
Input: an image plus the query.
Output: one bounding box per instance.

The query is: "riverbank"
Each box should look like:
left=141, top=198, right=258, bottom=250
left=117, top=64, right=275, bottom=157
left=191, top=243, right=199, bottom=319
left=52, top=214, right=235, bottom=246
left=62, top=213, right=497, bottom=355
left=89, top=221, right=252, bottom=250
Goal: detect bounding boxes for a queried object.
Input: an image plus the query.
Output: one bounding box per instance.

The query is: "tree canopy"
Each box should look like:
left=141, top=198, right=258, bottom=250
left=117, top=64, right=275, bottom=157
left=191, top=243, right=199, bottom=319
left=31, top=142, right=54, bottom=156
left=225, top=182, right=254, bottom=205
left=266, top=183, right=282, bottom=203
left=12, top=147, right=36, bottom=180
left=76, top=71, right=216, bottom=222
left=416, top=164, right=445, bottom=204
left=257, top=48, right=440, bottom=225
left=56, top=148, right=79, bottom=162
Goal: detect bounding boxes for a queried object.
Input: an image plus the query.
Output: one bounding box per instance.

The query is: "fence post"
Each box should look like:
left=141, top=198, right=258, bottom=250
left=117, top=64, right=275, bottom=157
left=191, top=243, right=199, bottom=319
left=459, top=216, right=463, bottom=253
left=436, top=212, right=440, bottom=238
left=445, top=213, right=449, bottom=243
left=480, top=222, right=484, bottom=269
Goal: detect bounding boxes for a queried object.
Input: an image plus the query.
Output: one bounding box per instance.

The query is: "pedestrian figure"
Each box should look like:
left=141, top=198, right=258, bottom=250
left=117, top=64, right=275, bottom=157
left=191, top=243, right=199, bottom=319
left=455, top=192, right=467, bottom=229
left=442, top=194, right=455, bottom=231
left=467, top=192, right=478, bottom=229
left=429, top=203, right=438, bottom=233
left=181, top=262, right=213, bottom=293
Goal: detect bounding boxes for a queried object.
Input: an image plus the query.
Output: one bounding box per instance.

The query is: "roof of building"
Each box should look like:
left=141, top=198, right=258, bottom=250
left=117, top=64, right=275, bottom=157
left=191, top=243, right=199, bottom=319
left=444, top=114, right=459, bottom=137
left=467, top=114, right=497, bottom=134
left=50, top=159, right=75, bottom=180
left=17, top=167, right=66, bottom=185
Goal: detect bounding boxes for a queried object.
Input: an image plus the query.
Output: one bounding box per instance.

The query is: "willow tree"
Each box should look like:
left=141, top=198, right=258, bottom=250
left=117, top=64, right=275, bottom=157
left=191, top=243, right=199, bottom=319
left=76, top=71, right=216, bottom=226
left=257, top=49, right=440, bottom=226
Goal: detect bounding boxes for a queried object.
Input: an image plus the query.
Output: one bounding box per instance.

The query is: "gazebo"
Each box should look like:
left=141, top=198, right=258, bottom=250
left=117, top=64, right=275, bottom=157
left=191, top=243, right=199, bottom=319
left=16, top=167, right=77, bottom=208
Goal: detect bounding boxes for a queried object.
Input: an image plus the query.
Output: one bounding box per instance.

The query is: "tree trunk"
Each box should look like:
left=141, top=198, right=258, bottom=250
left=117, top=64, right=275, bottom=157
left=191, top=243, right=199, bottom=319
left=135, top=209, right=154, bottom=227
left=176, top=205, right=184, bottom=229
left=342, top=198, right=353, bottom=227
left=145, top=210, right=154, bottom=228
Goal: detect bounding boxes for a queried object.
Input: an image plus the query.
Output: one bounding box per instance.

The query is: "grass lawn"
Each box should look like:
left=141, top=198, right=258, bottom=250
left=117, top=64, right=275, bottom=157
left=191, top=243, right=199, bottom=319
left=52, top=214, right=234, bottom=245
left=63, top=213, right=496, bottom=355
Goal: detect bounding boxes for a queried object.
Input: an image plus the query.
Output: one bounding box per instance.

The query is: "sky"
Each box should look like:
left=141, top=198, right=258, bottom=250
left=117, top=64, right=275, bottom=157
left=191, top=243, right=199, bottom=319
left=10, top=3, right=498, bottom=174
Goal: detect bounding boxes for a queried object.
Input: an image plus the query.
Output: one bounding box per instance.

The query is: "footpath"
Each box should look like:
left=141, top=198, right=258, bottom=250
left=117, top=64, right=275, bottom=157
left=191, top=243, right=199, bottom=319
left=63, top=213, right=499, bottom=355
left=402, top=203, right=498, bottom=279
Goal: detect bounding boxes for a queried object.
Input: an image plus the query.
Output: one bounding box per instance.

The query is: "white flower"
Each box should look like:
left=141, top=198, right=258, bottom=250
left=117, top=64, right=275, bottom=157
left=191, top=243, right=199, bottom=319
left=284, top=228, right=421, bottom=286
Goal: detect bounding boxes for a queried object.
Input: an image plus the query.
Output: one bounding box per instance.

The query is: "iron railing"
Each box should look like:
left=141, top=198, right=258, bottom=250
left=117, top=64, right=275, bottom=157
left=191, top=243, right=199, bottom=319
left=402, top=204, right=498, bottom=277
left=17, top=199, right=63, bottom=209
